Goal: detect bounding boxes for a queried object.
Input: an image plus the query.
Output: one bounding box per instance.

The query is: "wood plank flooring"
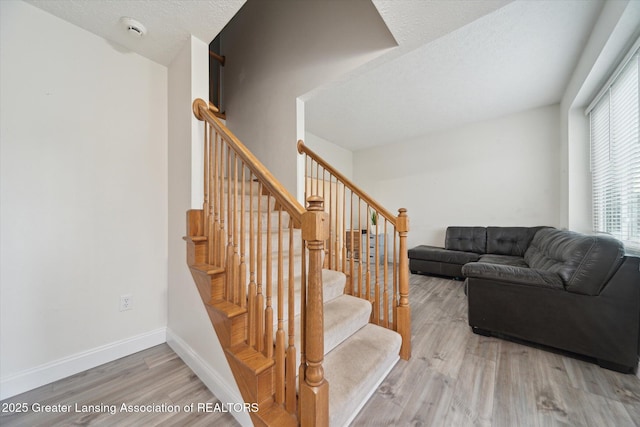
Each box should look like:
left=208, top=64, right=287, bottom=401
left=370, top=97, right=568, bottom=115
left=0, top=344, right=240, bottom=427
left=351, top=274, right=640, bottom=427
left=2, top=274, right=639, bottom=426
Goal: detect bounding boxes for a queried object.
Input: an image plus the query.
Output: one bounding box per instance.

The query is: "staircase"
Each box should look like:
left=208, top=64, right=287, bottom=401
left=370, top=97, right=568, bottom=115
left=185, top=99, right=411, bottom=426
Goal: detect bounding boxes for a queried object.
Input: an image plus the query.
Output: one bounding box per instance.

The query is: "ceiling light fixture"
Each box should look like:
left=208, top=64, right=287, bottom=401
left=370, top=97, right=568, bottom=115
left=120, top=17, right=147, bottom=38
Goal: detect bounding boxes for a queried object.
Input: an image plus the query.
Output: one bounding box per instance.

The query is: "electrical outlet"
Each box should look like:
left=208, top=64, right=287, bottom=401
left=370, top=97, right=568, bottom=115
left=119, top=294, right=133, bottom=311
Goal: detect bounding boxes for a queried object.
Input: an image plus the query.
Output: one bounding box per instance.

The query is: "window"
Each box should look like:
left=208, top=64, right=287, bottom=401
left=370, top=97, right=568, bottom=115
left=589, top=44, right=639, bottom=254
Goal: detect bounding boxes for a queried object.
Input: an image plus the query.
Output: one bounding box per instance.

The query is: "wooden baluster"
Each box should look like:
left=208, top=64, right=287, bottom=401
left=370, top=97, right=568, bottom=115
left=342, top=183, right=347, bottom=284
left=256, top=183, right=264, bottom=353
left=336, top=178, right=342, bottom=273
left=383, top=220, right=389, bottom=328
left=300, top=196, right=329, bottom=427
left=218, top=140, right=228, bottom=270
left=365, top=205, right=371, bottom=303
left=393, top=229, right=398, bottom=330
left=232, top=154, right=240, bottom=306
left=325, top=168, right=331, bottom=269
left=208, top=129, right=216, bottom=265
left=211, top=131, right=218, bottom=265
left=348, top=191, right=355, bottom=296
left=248, top=176, right=257, bottom=348
left=374, top=212, right=380, bottom=324
left=357, top=197, right=363, bottom=299
left=397, top=208, right=411, bottom=360
left=304, top=154, right=308, bottom=204
left=275, top=209, right=285, bottom=404
left=239, top=164, right=246, bottom=309
left=226, top=148, right=234, bottom=301
left=264, top=190, right=273, bottom=358
left=298, top=233, right=307, bottom=421
left=331, top=173, right=337, bottom=271
left=286, top=219, right=297, bottom=413
left=203, top=122, right=210, bottom=246
left=213, top=135, right=224, bottom=267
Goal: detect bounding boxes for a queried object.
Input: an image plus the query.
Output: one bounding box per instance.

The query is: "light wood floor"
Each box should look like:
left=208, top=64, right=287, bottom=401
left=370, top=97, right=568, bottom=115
left=2, top=274, right=639, bottom=426
left=351, top=274, right=640, bottom=427
left=0, top=344, right=240, bottom=427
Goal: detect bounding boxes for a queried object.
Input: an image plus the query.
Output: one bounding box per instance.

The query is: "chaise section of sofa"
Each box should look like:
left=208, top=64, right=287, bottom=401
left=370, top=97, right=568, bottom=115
left=408, top=226, right=547, bottom=278
left=409, top=226, right=486, bottom=278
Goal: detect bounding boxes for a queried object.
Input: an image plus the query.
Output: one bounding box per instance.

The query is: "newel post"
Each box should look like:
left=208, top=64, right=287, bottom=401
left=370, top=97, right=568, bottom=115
left=300, top=196, right=329, bottom=427
left=397, top=208, right=411, bottom=360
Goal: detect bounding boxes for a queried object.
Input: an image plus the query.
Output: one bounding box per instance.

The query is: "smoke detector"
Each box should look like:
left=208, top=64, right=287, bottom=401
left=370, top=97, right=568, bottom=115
left=120, top=17, right=147, bottom=38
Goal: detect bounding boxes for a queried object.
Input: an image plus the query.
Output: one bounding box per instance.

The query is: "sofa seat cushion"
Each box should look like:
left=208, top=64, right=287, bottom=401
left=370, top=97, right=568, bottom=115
left=462, top=262, right=564, bottom=290
left=478, top=254, right=528, bottom=267
left=409, top=245, right=479, bottom=264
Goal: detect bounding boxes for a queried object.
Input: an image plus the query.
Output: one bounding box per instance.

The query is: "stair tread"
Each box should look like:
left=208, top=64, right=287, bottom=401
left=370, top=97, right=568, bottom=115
left=324, top=323, right=401, bottom=427
left=284, top=295, right=371, bottom=358
left=210, top=299, right=247, bottom=318
left=191, top=263, right=225, bottom=275
left=228, top=343, right=274, bottom=374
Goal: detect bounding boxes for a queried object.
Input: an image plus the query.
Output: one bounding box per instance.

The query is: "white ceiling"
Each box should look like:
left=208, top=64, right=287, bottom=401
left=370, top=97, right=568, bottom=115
left=25, top=0, right=246, bottom=66
left=26, top=0, right=603, bottom=152
left=306, top=0, right=604, bottom=151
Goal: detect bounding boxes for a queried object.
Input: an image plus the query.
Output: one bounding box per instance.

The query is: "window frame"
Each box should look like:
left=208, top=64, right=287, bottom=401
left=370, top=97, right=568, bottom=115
left=587, top=38, right=640, bottom=255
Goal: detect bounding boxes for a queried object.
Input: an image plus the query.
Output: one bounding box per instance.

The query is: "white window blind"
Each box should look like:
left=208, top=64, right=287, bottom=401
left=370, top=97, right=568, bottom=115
left=589, top=50, right=640, bottom=253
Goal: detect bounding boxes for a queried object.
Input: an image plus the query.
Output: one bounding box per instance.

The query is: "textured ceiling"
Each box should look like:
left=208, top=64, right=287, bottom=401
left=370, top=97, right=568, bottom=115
left=25, top=0, right=604, bottom=152
left=306, top=0, right=604, bottom=151
left=373, top=0, right=511, bottom=48
left=25, top=0, right=246, bottom=66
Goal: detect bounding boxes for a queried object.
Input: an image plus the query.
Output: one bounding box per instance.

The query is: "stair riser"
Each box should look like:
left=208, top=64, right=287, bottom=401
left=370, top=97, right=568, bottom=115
left=186, top=239, right=206, bottom=266
left=189, top=268, right=225, bottom=305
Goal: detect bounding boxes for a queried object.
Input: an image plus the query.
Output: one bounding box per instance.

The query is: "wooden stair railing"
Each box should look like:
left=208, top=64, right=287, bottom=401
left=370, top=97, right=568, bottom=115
left=297, top=140, right=411, bottom=360
left=187, top=99, right=328, bottom=426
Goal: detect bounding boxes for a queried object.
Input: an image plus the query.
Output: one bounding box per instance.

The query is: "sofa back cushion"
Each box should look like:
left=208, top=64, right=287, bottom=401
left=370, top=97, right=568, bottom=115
left=445, top=227, right=486, bottom=253
left=524, top=228, right=625, bottom=295
left=486, top=226, right=549, bottom=257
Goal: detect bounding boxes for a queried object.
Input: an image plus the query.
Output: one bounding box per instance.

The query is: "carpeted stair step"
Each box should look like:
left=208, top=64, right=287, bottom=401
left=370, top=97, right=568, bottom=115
left=285, top=294, right=372, bottom=368
left=267, top=268, right=346, bottom=327
left=324, top=324, right=402, bottom=427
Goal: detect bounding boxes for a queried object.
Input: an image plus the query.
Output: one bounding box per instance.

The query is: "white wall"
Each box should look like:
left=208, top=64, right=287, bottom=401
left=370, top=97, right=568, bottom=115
left=560, top=0, right=640, bottom=232
left=166, top=37, right=250, bottom=426
left=304, top=132, right=354, bottom=180
left=0, top=0, right=167, bottom=398
left=353, top=105, right=562, bottom=248
left=222, top=0, right=396, bottom=196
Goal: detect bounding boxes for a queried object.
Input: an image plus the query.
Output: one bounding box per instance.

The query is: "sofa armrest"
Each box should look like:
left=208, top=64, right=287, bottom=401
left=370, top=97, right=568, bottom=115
left=462, top=262, right=564, bottom=290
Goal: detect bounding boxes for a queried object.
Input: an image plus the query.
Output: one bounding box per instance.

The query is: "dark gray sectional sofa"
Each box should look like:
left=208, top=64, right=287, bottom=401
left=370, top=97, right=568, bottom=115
left=409, top=226, right=547, bottom=278
left=409, top=226, right=640, bottom=373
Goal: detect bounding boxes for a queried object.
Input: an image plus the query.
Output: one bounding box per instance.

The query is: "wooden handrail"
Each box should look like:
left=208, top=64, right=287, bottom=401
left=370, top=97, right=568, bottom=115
left=194, top=99, right=304, bottom=225
left=192, top=98, right=330, bottom=424
left=297, top=140, right=396, bottom=226
left=299, top=138, right=411, bottom=361
left=209, top=50, right=226, bottom=65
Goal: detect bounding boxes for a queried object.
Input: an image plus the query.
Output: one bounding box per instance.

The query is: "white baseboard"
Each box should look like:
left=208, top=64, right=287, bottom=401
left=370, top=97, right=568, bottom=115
left=0, top=328, right=167, bottom=401
left=165, top=328, right=252, bottom=427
